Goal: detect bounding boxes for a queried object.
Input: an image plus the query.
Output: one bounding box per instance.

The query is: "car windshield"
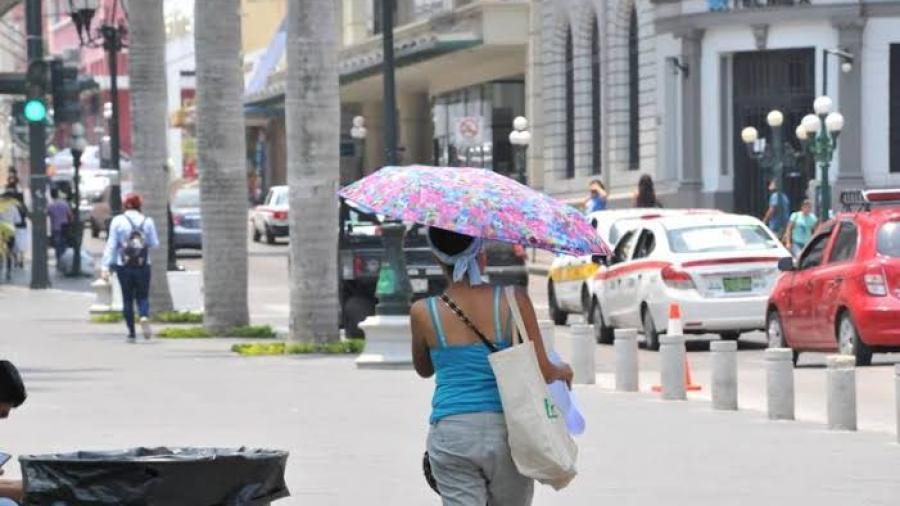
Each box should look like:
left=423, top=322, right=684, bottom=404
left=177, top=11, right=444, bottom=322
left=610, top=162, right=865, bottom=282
left=173, top=189, right=199, bottom=208
left=877, top=221, right=900, bottom=258
left=269, top=190, right=288, bottom=206
left=667, top=224, right=779, bottom=253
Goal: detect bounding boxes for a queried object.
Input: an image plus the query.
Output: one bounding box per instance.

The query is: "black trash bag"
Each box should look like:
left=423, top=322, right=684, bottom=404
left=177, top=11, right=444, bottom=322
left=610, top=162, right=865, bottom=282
left=19, top=446, right=290, bottom=506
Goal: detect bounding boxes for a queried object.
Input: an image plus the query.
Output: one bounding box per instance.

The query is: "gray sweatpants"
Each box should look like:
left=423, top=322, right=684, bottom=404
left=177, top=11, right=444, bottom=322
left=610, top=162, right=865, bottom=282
left=427, top=412, right=534, bottom=506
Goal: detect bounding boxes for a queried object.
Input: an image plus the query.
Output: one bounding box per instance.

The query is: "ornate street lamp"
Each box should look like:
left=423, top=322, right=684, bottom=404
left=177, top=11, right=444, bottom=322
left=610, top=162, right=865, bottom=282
left=68, top=122, right=87, bottom=277
left=508, top=115, right=531, bottom=185
left=68, top=0, right=127, bottom=215
left=740, top=109, right=804, bottom=210
left=350, top=115, right=367, bottom=182
left=797, top=96, right=844, bottom=220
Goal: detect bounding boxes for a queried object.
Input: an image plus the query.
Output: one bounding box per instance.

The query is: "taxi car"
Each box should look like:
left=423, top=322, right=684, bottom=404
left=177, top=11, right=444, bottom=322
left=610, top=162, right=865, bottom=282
left=251, top=186, right=289, bottom=244
left=547, top=209, right=720, bottom=325
left=766, top=190, right=900, bottom=365
left=589, top=212, right=791, bottom=348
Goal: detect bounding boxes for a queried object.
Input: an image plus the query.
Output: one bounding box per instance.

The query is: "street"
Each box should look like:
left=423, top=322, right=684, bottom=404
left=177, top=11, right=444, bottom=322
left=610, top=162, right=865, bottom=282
left=2, top=282, right=900, bottom=505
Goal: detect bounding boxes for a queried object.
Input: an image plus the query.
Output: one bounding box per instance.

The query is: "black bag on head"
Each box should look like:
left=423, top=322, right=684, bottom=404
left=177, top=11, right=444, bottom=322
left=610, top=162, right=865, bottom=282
left=121, top=215, right=149, bottom=267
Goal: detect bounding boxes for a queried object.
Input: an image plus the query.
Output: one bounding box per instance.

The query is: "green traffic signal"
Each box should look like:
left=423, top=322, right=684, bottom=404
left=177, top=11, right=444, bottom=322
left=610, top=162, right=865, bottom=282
left=24, top=99, right=46, bottom=122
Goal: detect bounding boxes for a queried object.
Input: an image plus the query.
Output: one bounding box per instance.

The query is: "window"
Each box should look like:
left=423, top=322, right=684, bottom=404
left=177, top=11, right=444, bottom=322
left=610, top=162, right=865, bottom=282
left=632, top=230, right=656, bottom=260
left=666, top=224, right=779, bottom=254
left=628, top=6, right=640, bottom=171
left=612, top=230, right=637, bottom=264
left=565, top=29, right=575, bottom=179
left=828, top=222, right=858, bottom=263
left=591, top=17, right=601, bottom=175
left=878, top=221, right=900, bottom=258
left=799, top=233, right=831, bottom=270
left=891, top=44, right=900, bottom=173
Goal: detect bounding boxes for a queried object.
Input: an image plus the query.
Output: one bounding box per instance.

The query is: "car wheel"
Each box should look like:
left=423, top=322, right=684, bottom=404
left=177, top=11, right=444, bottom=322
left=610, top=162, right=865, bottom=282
left=641, top=307, right=660, bottom=351
left=581, top=285, right=593, bottom=323
left=265, top=225, right=276, bottom=245
left=548, top=280, right=568, bottom=326
left=767, top=310, right=798, bottom=365
left=343, top=296, right=376, bottom=339
left=90, top=219, right=99, bottom=238
left=719, top=331, right=741, bottom=341
left=252, top=224, right=261, bottom=243
left=592, top=300, right=614, bottom=345
left=837, top=311, right=872, bottom=367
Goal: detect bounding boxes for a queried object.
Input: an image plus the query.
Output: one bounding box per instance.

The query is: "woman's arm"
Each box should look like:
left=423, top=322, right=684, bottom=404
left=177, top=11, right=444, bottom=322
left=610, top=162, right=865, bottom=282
left=513, top=287, right=573, bottom=386
left=409, top=301, right=435, bottom=378
left=0, top=478, right=23, bottom=501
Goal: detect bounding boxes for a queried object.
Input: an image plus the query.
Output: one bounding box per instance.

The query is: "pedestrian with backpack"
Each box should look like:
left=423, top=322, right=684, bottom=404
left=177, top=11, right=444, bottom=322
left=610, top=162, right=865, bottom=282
left=100, top=193, right=160, bottom=342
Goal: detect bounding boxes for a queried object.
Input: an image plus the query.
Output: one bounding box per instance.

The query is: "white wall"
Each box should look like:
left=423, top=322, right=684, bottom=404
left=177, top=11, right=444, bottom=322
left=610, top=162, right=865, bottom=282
left=700, top=21, right=837, bottom=194
left=861, top=17, right=900, bottom=187
left=655, top=32, right=681, bottom=184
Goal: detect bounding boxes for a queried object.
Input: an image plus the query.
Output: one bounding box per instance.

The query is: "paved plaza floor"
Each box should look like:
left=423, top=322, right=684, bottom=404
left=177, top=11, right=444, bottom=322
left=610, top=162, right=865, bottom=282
left=2, top=285, right=899, bottom=505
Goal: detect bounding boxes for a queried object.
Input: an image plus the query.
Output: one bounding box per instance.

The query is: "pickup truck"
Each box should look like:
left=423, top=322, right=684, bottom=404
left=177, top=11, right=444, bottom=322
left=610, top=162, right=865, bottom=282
left=338, top=199, right=529, bottom=337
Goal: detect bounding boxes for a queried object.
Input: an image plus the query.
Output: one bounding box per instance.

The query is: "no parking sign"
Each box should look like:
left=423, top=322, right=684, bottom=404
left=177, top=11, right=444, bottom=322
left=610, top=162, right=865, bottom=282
left=453, top=116, right=484, bottom=147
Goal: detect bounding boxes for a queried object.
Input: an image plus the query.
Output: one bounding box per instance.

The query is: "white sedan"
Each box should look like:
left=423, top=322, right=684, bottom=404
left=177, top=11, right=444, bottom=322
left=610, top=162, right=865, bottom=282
left=547, top=208, right=716, bottom=325
left=588, top=213, right=791, bottom=349
left=251, top=185, right=289, bottom=244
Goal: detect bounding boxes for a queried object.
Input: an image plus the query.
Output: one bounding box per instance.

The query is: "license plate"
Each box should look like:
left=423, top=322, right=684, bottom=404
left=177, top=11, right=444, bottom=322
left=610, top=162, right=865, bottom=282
left=411, top=279, right=428, bottom=293
left=722, top=276, right=752, bottom=293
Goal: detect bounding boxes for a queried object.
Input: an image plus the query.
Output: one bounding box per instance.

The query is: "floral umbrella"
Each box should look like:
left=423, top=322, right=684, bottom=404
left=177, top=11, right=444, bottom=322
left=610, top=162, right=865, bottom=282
left=339, top=165, right=610, bottom=257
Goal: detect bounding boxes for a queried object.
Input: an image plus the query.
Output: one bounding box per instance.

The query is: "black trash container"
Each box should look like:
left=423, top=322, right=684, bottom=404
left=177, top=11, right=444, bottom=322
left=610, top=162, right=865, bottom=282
left=19, top=446, right=289, bottom=505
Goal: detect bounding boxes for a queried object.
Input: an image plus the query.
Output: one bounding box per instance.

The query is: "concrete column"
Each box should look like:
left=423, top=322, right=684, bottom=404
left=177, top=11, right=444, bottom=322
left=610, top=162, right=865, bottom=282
left=711, top=340, right=738, bottom=410
left=833, top=18, right=866, bottom=195
left=614, top=328, right=639, bottom=392
left=570, top=324, right=596, bottom=385
left=361, top=101, right=384, bottom=174
left=676, top=29, right=704, bottom=196
left=397, top=93, right=431, bottom=165
left=826, top=355, right=857, bottom=431
left=895, top=364, right=900, bottom=444
left=659, top=334, right=686, bottom=400
left=538, top=320, right=556, bottom=355
left=765, top=348, right=795, bottom=421
left=341, top=0, right=370, bottom=46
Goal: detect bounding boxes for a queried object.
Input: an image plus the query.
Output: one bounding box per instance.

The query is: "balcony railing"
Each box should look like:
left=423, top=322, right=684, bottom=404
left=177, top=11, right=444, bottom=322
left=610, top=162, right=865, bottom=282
left=707, top=0, right=810, bottom=11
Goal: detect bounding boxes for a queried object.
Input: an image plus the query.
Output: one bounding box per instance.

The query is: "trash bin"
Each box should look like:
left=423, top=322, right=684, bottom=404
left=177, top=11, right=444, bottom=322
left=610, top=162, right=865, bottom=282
left=20, top=446, right=289, bottom=505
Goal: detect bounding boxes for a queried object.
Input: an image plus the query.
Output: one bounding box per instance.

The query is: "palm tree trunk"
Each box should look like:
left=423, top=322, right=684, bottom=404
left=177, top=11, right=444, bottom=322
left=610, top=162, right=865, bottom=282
left=127, top=0, right=172, bottom=313
left=194, top=0, right=249, bottom=331
left=286, top=0, right=341, bottom=343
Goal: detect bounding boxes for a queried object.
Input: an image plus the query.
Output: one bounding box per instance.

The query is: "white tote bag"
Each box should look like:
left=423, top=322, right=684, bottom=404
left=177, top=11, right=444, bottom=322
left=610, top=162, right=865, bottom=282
left=488, top=286, right=578, bottom=490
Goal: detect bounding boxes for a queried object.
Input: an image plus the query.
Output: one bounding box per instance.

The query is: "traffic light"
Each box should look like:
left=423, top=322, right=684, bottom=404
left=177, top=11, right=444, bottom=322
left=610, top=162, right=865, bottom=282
left=50, top=58, right=81, bottom=123
left=23, top=98, right=46, bottom=122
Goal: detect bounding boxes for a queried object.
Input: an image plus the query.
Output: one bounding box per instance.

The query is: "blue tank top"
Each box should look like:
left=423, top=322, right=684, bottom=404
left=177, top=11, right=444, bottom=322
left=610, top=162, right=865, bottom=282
left=428, top=286, right=512, bottom=424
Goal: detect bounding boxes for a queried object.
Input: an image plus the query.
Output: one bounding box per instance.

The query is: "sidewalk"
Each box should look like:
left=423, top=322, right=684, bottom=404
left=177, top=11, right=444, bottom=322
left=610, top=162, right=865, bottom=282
left=1, top=286, right=898, bottom=505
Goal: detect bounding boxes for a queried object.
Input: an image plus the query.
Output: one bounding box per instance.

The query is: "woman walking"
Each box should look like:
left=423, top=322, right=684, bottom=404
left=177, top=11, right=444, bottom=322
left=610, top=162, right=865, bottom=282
left=100, top=193, right=159, bottom=342
left=410, top=227, right=573, bottom=506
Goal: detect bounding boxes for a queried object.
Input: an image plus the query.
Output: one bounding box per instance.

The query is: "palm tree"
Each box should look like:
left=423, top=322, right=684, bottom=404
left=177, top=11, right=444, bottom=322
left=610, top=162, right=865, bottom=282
left=127, top=0, right=172, bottom=313
left=194, top=0, right=249, bottom=331
left=285, top=0, right=341, bottom=343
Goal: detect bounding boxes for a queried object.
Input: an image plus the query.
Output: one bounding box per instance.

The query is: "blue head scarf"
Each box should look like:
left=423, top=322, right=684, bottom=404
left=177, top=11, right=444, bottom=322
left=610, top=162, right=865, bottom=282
left=427, top=228, right=485, bottom=286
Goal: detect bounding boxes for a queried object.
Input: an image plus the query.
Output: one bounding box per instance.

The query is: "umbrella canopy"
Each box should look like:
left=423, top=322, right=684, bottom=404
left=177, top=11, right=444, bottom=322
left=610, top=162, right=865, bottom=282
left=339, top=165, right=610, bottom=256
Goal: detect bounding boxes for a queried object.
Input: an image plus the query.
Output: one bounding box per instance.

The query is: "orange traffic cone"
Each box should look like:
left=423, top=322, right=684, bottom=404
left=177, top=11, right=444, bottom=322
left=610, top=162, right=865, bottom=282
left=652, top=303, right=702, bottom=392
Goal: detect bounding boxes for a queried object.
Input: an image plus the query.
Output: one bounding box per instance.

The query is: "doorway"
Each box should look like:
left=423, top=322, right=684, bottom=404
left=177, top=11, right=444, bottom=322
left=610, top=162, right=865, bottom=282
left=732, top=48, right=815, bottom=218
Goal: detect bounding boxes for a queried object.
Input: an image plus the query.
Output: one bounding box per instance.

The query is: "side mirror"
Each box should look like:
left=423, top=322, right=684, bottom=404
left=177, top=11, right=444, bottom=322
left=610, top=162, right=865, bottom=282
left=591, top=254, right=608, bottom=266
left=777, top=257, right=795, bottom=272
left=590, top=218, right=598, bottom=230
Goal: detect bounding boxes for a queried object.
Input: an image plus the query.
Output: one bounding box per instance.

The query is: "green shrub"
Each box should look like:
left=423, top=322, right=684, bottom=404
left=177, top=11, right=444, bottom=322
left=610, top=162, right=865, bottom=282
left=231, top=339, right=364, bottom=356
left=224, top=325, right=277, bottom=338
left=157, top=326, right=212, bottom=339
left=231, top=342, right=286, bottom=356
left=154, top=311, right=203, bottom=323
left=90, top=313, right=123, bottom=324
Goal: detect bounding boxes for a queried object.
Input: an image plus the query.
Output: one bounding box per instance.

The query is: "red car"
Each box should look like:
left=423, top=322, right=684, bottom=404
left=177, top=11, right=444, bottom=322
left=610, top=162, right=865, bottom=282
left=766, top=190, right=900, bottom=365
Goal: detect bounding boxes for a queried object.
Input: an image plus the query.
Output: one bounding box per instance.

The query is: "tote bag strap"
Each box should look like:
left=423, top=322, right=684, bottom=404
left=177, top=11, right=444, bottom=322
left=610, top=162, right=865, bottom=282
left=504, top=286, right=529, bottom=345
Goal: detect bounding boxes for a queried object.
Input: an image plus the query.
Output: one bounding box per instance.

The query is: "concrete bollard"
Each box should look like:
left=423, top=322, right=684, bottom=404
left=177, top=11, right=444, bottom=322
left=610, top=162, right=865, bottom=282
left=538, top=320, right=556, bottom=355
left=659, top=334, right=686, bottom=400
left=711, top=340, right=738, bottom=410
left=826, top=355, right=857, bottom=431
left=895, top=364, right=900, bottom=444
left=765, top=348, right=795, bottom=420
left=614, top=328, right=639, bottom=392
left=570, top=324, right=596, bottom=384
